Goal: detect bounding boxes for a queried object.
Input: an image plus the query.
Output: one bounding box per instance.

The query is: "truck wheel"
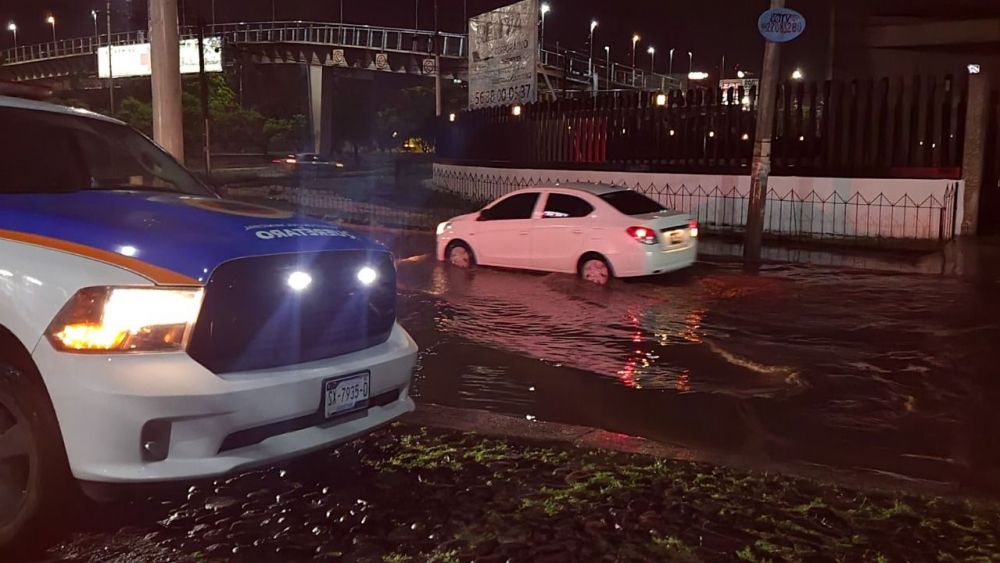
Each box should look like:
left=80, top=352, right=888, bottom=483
left=0, top=362, right=72, bottom=551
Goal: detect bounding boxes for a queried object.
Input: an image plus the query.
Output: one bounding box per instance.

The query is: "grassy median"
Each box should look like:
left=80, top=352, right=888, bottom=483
left=362, top=427, right=999, bottom=563
left=42, top=424, right=1000, bottom=562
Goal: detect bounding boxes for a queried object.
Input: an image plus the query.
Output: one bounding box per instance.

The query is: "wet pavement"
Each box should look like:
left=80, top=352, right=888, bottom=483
left=36, top=428, right=1000, bottom=563
left=379, top=231, right=1000, bottom=492
left=30, top=230, right=1000, bottom=561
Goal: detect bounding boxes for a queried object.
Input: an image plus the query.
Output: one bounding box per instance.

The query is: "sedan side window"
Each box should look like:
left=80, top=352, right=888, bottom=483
left=543, top=194, right=595, bottom=219
left=480, top=193, right=540, bottom=221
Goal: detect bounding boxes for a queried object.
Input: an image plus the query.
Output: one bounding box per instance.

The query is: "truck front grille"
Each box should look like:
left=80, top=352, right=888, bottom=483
left=187, top=250, right=396, bottom=373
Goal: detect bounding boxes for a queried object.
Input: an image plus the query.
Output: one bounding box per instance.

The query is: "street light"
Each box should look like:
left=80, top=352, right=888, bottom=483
left=604, top=45, right=611, bottom=84
left=688, top=51, right=694, bottom=74
left=588, top=19, right=598, bottom=77
left=540, top=3, right=550, bottom=51
left=737, top=70, right=746, bottom=79
left=91, top=10, right=98, bottom=37
left=6, top=22, right=16, bottom=49
left=647, top=46, right=655, bottom=74
left=791, top=68, right=804, bottom=80
left=669, top=48, right=675, bottom=75
left=46, top=15, right=56, bottom=43
left=631, top=34, right=640, bottom=68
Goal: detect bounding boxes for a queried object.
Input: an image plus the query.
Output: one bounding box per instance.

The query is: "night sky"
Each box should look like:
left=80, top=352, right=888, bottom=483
left=0, top=0, right=834, bottom=78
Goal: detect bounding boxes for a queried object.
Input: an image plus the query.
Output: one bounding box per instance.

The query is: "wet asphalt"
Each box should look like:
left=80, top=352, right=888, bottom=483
left=379, top=231, right=1000, bottom=491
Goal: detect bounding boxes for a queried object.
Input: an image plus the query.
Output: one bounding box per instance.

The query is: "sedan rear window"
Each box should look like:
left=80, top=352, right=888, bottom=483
left=599, top=190, right=666, bottom=216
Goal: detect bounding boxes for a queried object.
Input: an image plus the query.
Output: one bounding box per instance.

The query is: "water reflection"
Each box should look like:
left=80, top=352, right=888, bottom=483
left=390, top=238, right=1000, bottom=490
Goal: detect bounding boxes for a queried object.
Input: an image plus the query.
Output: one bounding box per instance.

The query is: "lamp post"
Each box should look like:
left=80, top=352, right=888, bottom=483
left=688, top=51, right=694, bottom=74
left=91, top=10, right=98, bottom=37
left=631, top=33, right=640, bottom=84
left=588, top=19, right=597, bottom=77
left=46, top=15, right=56, bottom=42
left=647, top=46, right=655, bottom=74
left=415, top=0, right=419, bottom=29
left=540, top=3, right=550, bottom=51
left=669, top=48, right=675, bottom=75
left=7, top=22, right=16, bottom=49
left=604, top=45, right=611, bottom=85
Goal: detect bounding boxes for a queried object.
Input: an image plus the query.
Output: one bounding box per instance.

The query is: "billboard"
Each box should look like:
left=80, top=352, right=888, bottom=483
left=97, top=37, right=223, bottom=79
left=468, top=0, right=538, bottom=110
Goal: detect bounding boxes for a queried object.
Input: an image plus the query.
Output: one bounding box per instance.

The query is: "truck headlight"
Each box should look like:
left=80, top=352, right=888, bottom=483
left=46, top=287, right=204, bottom=353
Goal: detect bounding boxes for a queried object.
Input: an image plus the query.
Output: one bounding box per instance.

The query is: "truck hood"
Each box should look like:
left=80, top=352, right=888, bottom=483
left=0, top=191, right=384, bottom=284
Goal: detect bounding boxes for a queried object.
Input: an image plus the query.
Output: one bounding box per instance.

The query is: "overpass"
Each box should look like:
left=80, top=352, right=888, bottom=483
left=0, top=20, right=678, bottom=92
left=0, top=20, right=680, bottom=155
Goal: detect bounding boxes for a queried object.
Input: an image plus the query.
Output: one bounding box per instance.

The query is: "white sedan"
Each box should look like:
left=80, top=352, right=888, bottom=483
left=436, top=184, right=698, bottom=285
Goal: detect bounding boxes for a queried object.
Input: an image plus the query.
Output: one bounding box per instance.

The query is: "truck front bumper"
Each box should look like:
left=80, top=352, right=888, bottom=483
left=32, top=323, right=417, bottom=483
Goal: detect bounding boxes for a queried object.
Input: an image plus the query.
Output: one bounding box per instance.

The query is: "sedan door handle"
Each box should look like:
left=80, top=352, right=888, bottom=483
left=571, top=229, right=584, bottom=234
left=518, top=231, right=530, bottom=235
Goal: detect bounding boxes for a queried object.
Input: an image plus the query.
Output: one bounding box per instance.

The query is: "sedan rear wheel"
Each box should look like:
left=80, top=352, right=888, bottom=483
left=580, top=257, right=611, bottom=286
left=447, top=243, right=474, bottom=269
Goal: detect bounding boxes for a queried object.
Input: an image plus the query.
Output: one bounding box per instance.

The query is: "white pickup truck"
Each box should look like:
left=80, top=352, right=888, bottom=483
left=0, top=93, right=417, bottom=547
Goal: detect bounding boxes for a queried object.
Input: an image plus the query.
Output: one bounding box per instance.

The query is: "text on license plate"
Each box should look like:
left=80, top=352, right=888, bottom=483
left=324, top=373, right=370, bottom=418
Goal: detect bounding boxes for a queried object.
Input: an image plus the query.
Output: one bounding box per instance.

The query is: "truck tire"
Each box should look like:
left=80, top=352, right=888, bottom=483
left=0, top=362, right=73, bottom=552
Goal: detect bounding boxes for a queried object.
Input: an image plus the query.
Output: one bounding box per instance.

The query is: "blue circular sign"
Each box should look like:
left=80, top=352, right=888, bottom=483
left=758, top=7, right=806, bottom=43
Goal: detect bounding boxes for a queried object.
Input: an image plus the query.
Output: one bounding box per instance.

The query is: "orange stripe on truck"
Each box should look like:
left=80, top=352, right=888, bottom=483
left=0, top=229, right=201, bottom=286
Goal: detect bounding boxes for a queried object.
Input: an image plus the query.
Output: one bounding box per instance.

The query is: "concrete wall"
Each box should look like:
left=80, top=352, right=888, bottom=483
left=434, top=163, right=965, bottom=241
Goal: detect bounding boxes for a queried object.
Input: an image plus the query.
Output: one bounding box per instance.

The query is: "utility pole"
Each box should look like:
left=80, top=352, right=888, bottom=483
left=826, top=1, right=836, bottom=80
left=106, top=0, right=114, bottom=113
left=198, top=23, right=212, bottom=176
left=150, top=0, right=184, bottom=159
left=744, top=0, right=784, bottom=261
left=434, top=0, right=442, bottom=116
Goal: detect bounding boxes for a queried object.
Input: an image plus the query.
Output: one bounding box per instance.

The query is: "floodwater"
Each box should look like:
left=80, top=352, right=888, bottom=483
left=383, top=232, right=1000, bottom=491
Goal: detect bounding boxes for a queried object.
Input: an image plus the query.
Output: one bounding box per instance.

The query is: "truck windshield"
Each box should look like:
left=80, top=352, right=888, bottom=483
left=599, top=190, right=666, bottom=216
left=0, top=107, right=212, bottom=197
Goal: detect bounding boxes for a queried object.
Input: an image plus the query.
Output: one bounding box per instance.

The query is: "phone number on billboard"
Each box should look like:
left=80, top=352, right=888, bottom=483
left=473, top=84, right=533, bottom=107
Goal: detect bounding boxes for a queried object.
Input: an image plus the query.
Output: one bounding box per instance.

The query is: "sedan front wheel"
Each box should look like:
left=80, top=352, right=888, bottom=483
left=446, top=242, right=475, bottom=269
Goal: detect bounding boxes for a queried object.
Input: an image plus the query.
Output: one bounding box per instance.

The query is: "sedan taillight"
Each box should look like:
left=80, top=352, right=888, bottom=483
left=689, top=219, right=699, bottom=238
left=626, top=226, right=659, bottom=245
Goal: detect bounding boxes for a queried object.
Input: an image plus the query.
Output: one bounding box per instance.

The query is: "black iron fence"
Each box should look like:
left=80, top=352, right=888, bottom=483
left=433, top=167, right=960, bottom=243
left=439, top=75, right=967, bottom=180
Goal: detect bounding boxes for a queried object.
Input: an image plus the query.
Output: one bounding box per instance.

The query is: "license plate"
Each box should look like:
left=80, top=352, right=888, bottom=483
left=324, top=373, right=370, bottom=418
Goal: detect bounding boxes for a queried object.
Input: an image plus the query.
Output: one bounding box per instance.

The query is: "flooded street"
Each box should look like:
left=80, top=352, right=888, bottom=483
left=33, top=232, right=1000, bottom=561
left=385, top=232, right=1000, bottom=490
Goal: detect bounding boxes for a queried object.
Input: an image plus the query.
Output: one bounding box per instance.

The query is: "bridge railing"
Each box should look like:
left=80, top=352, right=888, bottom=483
left=1, top=30, right=144, bottom=66
left=0, top=20, right=466, bottom=66
left=540, top=47, right=680, bottom=91
left=200, top=21, right=466, bottom=58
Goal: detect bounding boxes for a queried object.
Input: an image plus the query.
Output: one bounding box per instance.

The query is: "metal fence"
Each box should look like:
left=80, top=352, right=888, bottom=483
left=439, top=75, right=967, bottom=180
left=224, top=185, right=469, bottom=230
left=433, top=167, right=960, bottom=243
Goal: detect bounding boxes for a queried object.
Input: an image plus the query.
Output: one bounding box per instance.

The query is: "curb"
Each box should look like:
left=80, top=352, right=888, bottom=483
left=403, top=403, right=968, bottom=499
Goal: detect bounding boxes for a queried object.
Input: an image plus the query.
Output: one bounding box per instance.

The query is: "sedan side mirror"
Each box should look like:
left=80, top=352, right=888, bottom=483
left=477, top=209, right=491, bottom=221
